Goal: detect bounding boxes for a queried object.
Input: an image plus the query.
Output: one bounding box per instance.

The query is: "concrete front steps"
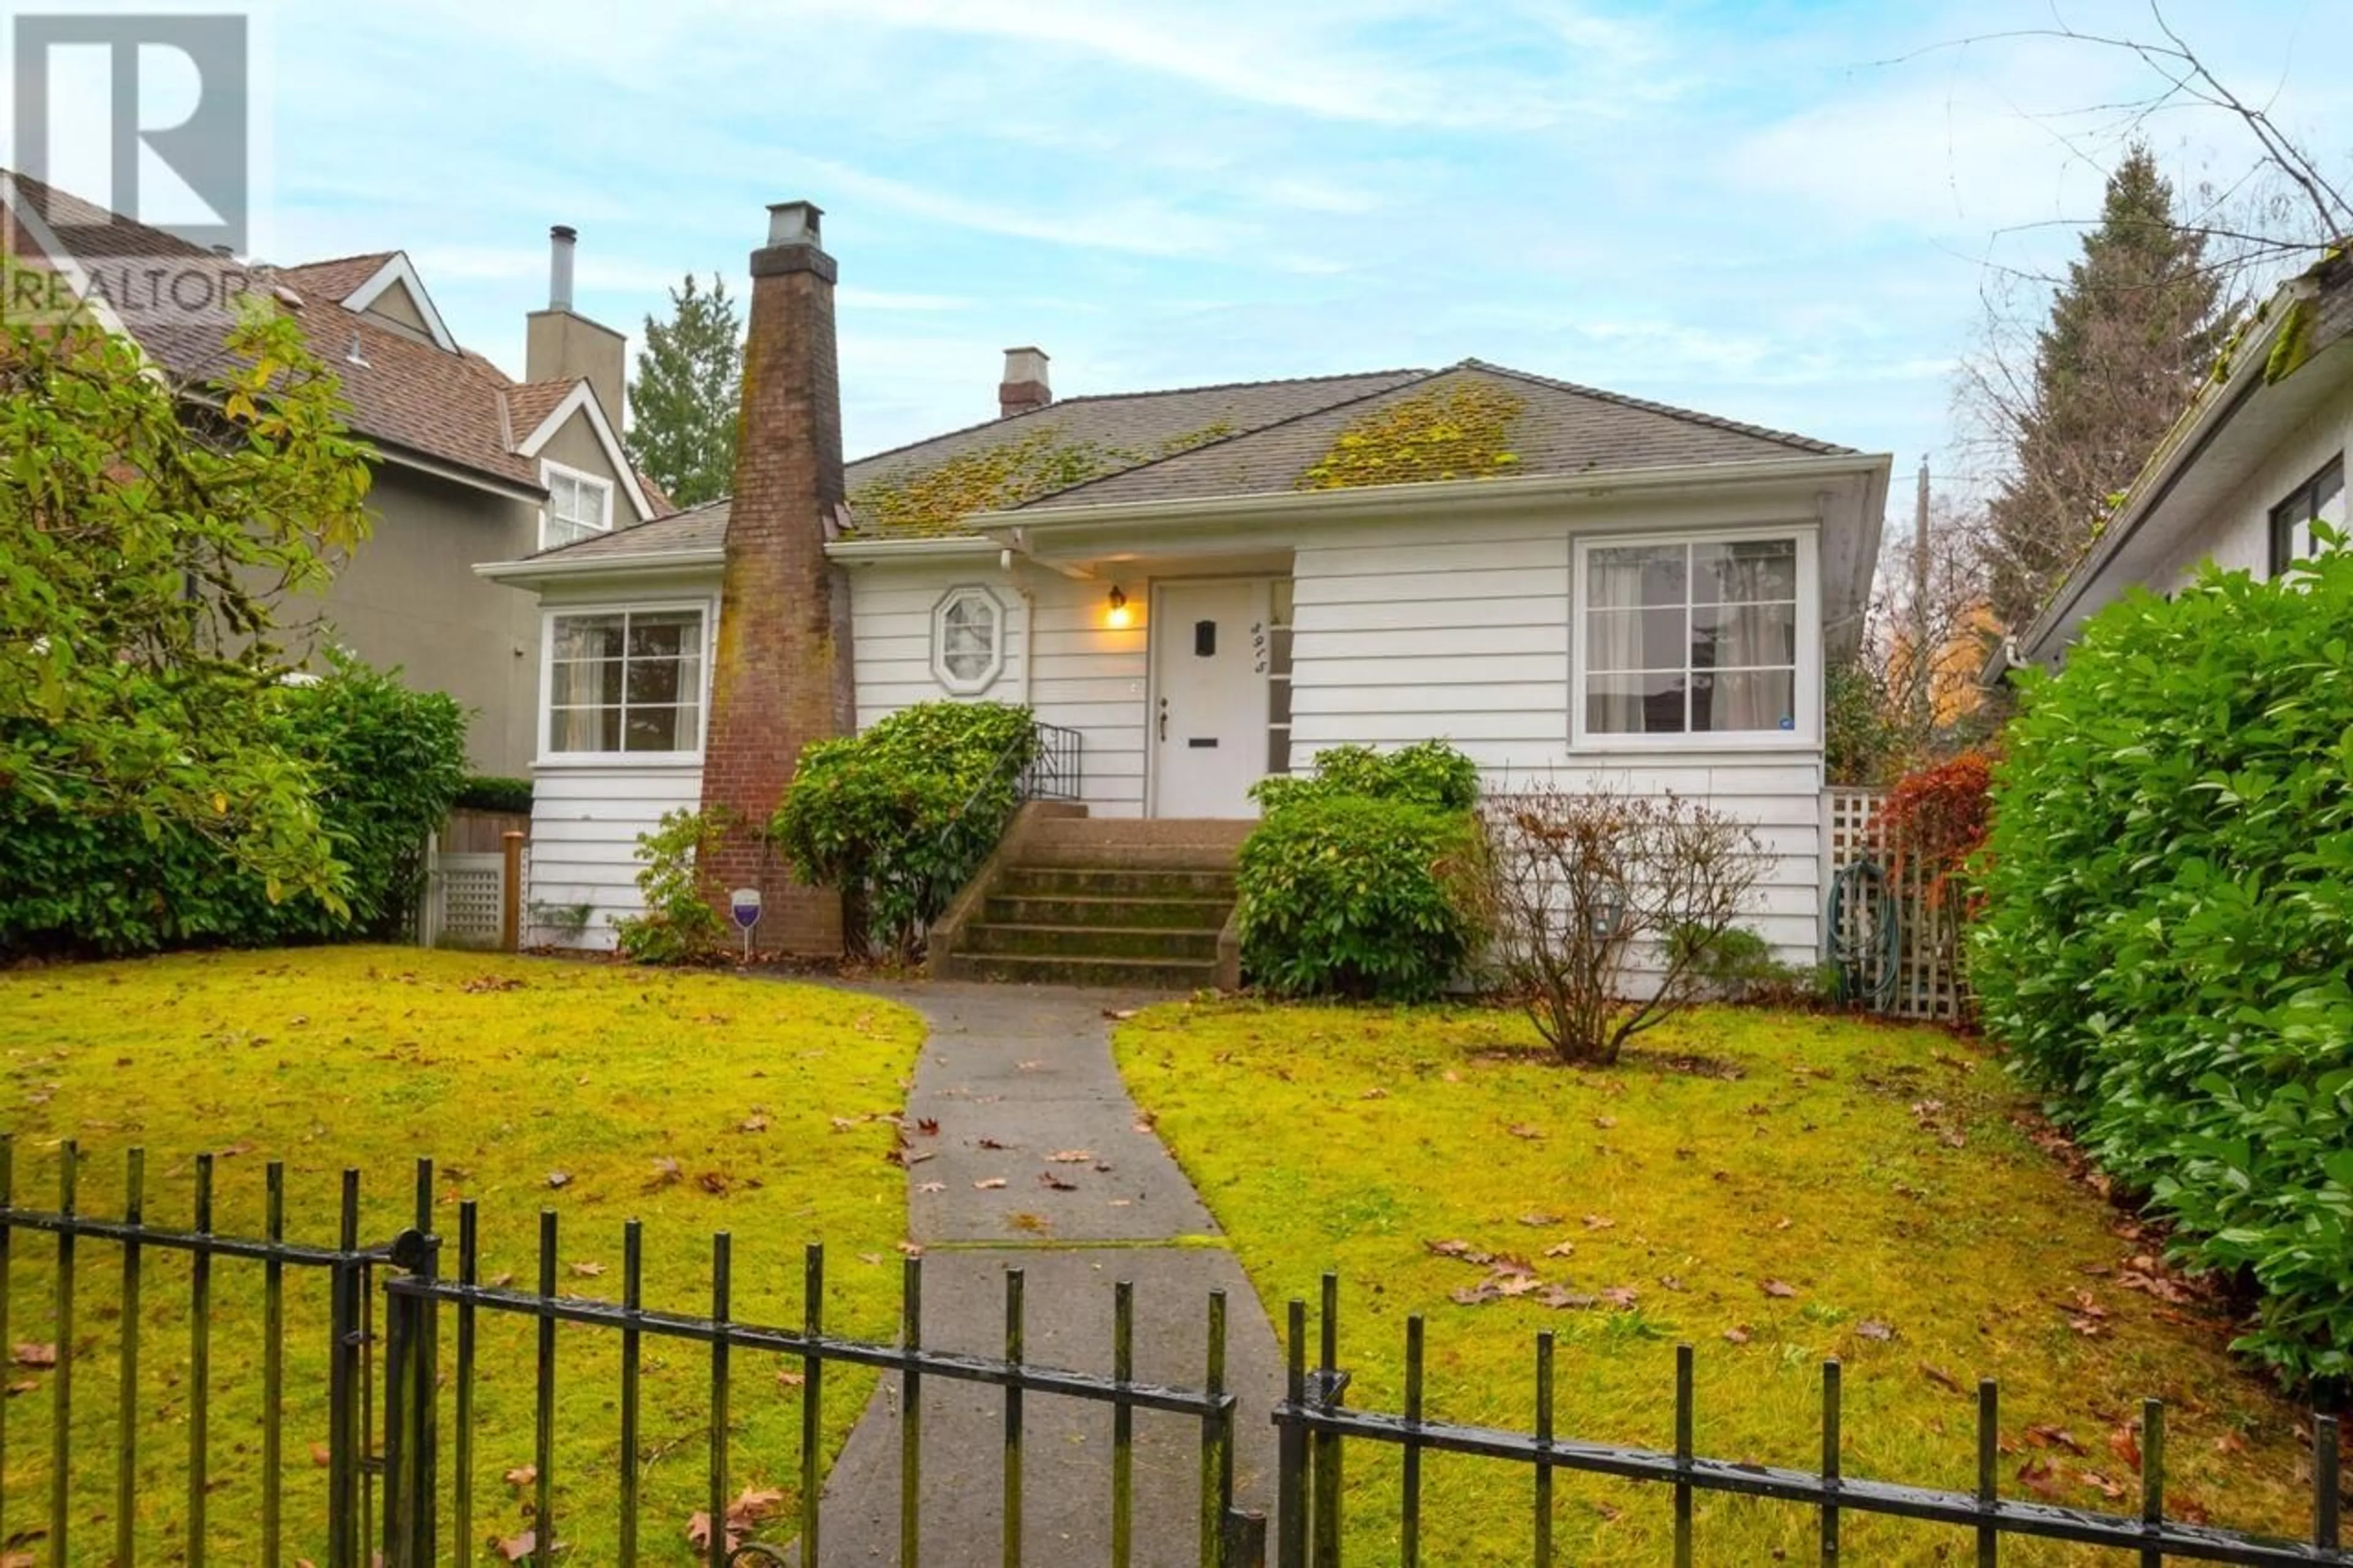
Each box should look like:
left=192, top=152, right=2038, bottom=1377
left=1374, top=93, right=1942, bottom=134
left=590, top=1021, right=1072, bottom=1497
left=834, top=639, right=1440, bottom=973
left=931, top=811, right=1249, bottom=990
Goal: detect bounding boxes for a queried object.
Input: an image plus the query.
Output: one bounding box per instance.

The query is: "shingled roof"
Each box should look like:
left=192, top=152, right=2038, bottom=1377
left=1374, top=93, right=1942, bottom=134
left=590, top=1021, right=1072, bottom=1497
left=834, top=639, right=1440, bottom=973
left=1, top=172, right=596, bottom=495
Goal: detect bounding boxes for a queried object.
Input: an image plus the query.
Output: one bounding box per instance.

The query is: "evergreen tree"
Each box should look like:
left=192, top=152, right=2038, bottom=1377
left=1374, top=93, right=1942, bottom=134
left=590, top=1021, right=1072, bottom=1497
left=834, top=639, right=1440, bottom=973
left=624, top=273, right=741, bottom=509
left=1984, top=145, right=2233, bottom=628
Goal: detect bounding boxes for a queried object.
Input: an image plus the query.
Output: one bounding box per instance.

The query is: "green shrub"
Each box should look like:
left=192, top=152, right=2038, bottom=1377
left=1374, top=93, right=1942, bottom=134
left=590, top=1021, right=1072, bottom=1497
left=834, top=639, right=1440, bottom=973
left=1252, top=740, right=1481, bottom=816
left=0, top=657, right=466, bottom=954
left=1238, top=741, right=1487, bottom=1001
left=770, top=702, right=1038, bottom=958
left=1972, top=551, right=2353, bottom=1384
left=454, top=775, right=534, bottom=814
left=613, top=806, right=733, bottom=964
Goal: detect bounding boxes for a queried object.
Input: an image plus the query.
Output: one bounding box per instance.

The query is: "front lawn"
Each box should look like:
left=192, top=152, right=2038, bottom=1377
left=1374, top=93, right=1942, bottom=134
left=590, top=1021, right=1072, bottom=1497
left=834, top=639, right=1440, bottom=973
left=1117, top=1001, right=2316, bottom=1565
left=0, top=947, right=925, bottom=1563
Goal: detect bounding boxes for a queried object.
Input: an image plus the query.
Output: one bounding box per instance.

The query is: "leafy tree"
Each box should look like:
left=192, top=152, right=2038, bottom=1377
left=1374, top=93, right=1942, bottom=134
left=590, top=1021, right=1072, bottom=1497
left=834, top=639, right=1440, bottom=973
left=0, top=279, right=375, bottom=909
left=624, top=273, right=742, bottom=508
left=1980, top=144, right=2234, bottom=627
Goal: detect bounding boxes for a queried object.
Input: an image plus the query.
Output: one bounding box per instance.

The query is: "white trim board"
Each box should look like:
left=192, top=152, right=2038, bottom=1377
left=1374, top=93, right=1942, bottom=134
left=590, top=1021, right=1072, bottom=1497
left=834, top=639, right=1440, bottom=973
left=514, top=381, right=655, bottom=522
left=341, top=252, right=460, bottom=354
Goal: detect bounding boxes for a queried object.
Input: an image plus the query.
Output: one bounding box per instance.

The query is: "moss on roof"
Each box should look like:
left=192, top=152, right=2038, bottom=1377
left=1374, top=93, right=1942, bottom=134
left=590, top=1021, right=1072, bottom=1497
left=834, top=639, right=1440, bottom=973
left=1295, top=380, right=1525, bottom=491
left=844, top=419, right=1235, bottom=537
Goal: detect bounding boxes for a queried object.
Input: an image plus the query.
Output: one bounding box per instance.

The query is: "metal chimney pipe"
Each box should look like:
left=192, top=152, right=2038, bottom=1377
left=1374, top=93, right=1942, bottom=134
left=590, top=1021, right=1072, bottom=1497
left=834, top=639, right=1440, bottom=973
left=548, top=224, right=577, bottom=312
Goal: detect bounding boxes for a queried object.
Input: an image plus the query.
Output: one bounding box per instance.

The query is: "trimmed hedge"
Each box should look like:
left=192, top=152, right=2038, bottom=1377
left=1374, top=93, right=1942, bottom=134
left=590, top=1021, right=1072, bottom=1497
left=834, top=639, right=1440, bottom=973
left=0, top=658, right=468, bottom=954
left=455, top=775, right=534, bottom=814
left=771, top=702, right=1037, bottom=958
left=1237, top=742, right=1487, bottom=1001
left=1972, top=552, right=2353, bottom=1384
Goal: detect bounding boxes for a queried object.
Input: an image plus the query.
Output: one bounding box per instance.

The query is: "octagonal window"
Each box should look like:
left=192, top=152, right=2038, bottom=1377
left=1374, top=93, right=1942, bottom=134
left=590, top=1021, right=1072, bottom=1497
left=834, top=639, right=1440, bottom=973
left=931, top=585, right=1006, bottom=694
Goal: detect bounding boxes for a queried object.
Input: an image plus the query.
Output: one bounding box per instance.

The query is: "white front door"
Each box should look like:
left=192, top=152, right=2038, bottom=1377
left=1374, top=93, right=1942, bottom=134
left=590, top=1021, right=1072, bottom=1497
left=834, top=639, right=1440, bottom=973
left=1151, top=580, right=1270, bottom=818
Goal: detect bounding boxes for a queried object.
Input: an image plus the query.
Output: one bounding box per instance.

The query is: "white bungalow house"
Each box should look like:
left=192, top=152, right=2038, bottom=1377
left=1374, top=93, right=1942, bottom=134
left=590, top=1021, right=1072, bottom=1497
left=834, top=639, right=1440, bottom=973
left=477, top=202, right=1891, bottom=973
left=2004, top=245, right=2352, bottom=670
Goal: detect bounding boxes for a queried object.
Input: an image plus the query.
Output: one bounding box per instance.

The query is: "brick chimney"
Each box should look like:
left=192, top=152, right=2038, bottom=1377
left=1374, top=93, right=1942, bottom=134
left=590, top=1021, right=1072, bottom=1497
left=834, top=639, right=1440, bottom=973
left=999, top=345, right=1051, bottom=417
left=697, top=200, right=855, bottom=954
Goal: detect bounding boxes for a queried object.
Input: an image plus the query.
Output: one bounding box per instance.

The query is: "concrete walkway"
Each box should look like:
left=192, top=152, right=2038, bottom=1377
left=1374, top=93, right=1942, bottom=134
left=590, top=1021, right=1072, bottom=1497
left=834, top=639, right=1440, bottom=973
left=809, top=982, right=1283, bottom=1566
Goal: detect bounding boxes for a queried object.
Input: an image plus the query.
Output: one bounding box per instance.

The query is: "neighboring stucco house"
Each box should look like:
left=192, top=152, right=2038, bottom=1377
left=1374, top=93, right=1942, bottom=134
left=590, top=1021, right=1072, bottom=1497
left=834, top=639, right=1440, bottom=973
left=480, top=202, right=1892, bottom=966
left=2006, top=246, right=2351, bottom=671
left=1, top=173, right=661, bottom=774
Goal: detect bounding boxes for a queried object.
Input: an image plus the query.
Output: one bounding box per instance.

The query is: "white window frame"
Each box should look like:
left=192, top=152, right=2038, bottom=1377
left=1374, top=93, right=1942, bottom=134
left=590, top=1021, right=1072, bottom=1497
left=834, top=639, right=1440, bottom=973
left=1570, top=525, right=1821, bottom=752
left=540, top=460, right=615, bottom=550
left=536, top=598, right=715, bottom=767
left=930, top=584, right=1007, bottom=695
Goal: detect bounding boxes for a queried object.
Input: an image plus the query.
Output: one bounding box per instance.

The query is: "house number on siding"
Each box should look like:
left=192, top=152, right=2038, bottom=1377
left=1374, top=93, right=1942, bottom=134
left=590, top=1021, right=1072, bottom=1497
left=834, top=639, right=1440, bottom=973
left=1251, top=621, right=1268, bottom=675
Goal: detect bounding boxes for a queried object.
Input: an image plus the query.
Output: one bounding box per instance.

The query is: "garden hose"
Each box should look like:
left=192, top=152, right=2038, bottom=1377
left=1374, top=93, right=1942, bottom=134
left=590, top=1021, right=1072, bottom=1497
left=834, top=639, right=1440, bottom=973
left=1827, top=856, right=1901, bottom=1012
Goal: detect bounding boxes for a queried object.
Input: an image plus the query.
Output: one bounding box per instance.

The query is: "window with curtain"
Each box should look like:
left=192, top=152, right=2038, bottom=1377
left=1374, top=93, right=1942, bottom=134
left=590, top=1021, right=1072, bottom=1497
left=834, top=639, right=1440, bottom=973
left=543, top=467, right=613, bottom=549
left=545, top=608, right=705, bottom=755
left=2270, top=457, right=2344, bottom=577
left=1583, top=537, right=1798, bottom=737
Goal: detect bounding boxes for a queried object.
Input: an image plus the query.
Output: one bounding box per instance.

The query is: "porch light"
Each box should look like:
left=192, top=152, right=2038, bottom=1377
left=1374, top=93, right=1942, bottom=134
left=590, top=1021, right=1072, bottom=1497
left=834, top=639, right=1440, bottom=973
left=1105, top=586, right=1132, bottom=628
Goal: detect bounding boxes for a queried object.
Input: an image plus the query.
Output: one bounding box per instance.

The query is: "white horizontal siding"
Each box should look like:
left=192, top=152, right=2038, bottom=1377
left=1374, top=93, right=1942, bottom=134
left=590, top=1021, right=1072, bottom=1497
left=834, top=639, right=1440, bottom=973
left=846, top=562, right=1149, bottom=818
left=526, top=763, right=702, bottom=950
left=1293, top=514, right=1828, bottom=964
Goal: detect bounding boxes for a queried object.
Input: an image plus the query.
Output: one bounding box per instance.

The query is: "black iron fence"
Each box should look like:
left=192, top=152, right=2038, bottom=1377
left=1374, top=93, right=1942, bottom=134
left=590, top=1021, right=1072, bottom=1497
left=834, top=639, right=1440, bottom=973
left=4, top=1140, right=2348, bottom=1567
left=1271, top=1274, right=2351, bottom=1567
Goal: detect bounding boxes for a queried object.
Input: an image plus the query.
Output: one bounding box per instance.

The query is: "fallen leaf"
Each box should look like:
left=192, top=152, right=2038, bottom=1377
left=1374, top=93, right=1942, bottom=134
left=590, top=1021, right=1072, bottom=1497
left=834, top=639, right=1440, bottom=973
left=915, top=1181, right=945, bottom=1194
left=570, top=1261, right=605, bottom=1279
left=310, top=1441, right=332, bottom=1466
left=1592, top=1115, right=1617, bottom=1129
left=1855, top=1320, right=1894, bottom=1342
left=1360, top=1087, right=1389, bottom=1100
left=1101, top=1007, right=1138, bottom=1021
left=1491, top=1274, right=1542, bottom=1298
left=1132, top=1118, right=1157, bottom=1135
left=2214, top=1431, right=2249, bottom=1456
left=888, top=1148, right=936, bottom=1168
left=1599, top=1286, right=1639, bottom=1309
left=544, top=1172, right=572, bottom=1191
left=1760, top=1279, right=1798, bottom=1299
left=1038, top=1172, right=1078, bottom=1191
left=1536, top=1286, right=1599, bottom=1309
left=1425, top=1238, right=1492, bottom=1263
left=974, top=1178, right=1007, bottom=1191
left=1517, top=1213, right=1561, bottom=1227
left=504, top=1464, right=537, bottom=1488
left=2025, top=1424, right=2085, bottom=1455
left=1582, top=1214, right=1615, bottom=1231
left=2016, top=1458, right=2064, bottom=1500
left=10, top=1344, right=55, bottom=1369
left=1543, top=1241, right=1576, bottom=1258
left=1506, top=1123, right=1545, bottom=1140
left=1017, top=1059, right=1043, bottom=1071
left=777, top=1371, right=806, bottom=1389
left=896, top=1240, right=925, bottom=1257
left=1919, top=1363, right=1966, bottom=1395
left=915, top=1118, right=941, bottom=1136
left=1047, top=1150, right=1094, bottom=1163
left=1722, top=1325, right=1752, bottom=1345
left=2077, top=1469, right=2128, bottom=1501
left=2109, top=1424, right=2143, bottom=1474
left=498, top=1531, right=536, bottom=1562
left=978, top=1138, right=1013, bottom=1151
left=742, top=1113, right=770, bottom=1134
left=645, top=1156, right=682, bottom=1191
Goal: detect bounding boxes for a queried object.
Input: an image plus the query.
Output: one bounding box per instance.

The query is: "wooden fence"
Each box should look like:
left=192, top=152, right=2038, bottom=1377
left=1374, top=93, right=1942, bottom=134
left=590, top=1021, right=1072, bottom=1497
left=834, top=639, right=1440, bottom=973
left=1825, top=788, right=1970, bottom=1022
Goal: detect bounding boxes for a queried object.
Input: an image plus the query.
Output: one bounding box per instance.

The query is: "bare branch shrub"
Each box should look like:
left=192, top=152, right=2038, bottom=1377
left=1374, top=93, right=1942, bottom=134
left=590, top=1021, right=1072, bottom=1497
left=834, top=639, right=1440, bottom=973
left=1483, top=786, right=1765, bottom=1067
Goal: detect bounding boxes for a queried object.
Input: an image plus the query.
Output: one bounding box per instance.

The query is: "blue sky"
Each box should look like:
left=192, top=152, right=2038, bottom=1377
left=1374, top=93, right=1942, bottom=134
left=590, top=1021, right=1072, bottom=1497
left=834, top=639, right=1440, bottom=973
left=18, top=1, right=2351, bottom=517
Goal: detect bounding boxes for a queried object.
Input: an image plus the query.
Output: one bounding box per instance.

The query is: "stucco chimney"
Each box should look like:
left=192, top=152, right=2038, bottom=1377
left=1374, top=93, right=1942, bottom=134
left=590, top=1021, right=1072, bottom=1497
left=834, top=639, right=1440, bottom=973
left=695, top=199, right=854, bottom=954
left=525, top=223, right=626, bottom=430
left=999, top=345, right=1051, bottom=417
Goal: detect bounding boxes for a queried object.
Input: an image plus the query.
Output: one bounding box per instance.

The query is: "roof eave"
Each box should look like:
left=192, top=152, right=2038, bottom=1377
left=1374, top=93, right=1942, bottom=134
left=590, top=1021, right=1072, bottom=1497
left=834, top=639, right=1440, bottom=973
left=825, top=535, right=1002, bottom=563
left=474, top=545, right=727, bottom=585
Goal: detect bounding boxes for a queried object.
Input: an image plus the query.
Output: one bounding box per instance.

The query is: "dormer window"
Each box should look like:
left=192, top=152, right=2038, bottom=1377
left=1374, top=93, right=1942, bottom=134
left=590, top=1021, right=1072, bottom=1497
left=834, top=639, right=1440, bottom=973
left=543, top=463, right=613, bottom=549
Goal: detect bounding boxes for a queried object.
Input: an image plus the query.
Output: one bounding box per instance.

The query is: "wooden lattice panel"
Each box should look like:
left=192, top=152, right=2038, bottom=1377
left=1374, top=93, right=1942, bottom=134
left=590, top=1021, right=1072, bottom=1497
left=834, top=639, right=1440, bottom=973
left=1826, top=789, right=1969, bottom=1022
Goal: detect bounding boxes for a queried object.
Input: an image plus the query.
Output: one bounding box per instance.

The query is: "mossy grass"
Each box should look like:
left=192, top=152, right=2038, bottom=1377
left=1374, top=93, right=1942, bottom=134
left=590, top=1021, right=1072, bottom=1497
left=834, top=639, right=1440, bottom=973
left=1116, top=998, right=2314, bottom=1564
left=0, top=946, right=925, bottom=1562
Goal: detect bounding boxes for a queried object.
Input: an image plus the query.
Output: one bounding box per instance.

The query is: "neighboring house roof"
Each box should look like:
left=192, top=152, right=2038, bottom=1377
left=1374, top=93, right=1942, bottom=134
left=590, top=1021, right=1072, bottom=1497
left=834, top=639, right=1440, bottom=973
left=1, top=171, right=646, bottom=513
left=2005, top=246, right=2353, bottom=672
left=521, top=356, right=1863, bottom=572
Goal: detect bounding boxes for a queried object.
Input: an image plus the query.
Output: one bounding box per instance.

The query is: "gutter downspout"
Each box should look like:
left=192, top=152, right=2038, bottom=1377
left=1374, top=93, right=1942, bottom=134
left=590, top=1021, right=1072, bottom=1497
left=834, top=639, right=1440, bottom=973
left=999, top=547, right=1038, bottom=708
